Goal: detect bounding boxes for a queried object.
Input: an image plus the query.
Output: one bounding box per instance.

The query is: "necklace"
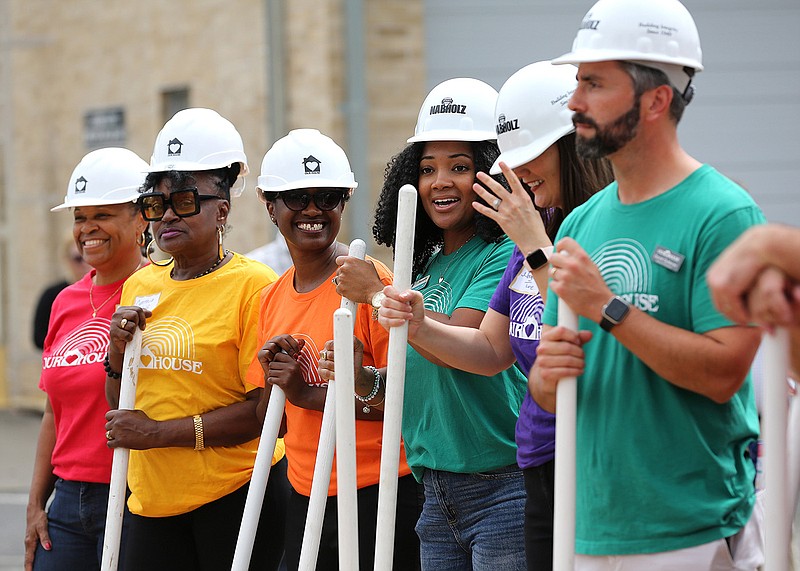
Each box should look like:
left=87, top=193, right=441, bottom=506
left=89, top=263, right=142, bottom=317
left=431, top=235, right=475, bottom=283
left=171, top=250, right=230, bottom=280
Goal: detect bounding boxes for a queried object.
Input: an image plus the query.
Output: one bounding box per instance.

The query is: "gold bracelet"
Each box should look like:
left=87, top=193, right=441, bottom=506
left=193, top=414, right=205, bottom=451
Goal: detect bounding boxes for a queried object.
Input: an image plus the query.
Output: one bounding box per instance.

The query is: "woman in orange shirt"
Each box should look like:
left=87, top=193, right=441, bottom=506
left=246, top=129, right=421, bottom=570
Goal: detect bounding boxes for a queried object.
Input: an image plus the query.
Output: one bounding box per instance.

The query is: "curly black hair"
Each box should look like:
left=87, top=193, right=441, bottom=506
left=372, top=141, right=507, bottom=278
left=141, top=164, right=241, bottom=201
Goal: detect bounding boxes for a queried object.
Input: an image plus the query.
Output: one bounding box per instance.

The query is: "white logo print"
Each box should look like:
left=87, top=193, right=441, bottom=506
left=591, top=239, right=660, bottom=313
left=139, top=316, right=204, bottom=374
left=43, top=318, right=110, bottom=369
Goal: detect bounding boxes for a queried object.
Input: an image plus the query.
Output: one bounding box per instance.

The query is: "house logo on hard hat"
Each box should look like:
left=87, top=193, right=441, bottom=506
left=430, top=96, right=467, bottom=116
left=75, top=176, right=88, bottom=194
left=496, top=113, right=519, bottom=135
left=167, top=138, right=183, bottom=157
left=303, top=155, right=321, bottom=175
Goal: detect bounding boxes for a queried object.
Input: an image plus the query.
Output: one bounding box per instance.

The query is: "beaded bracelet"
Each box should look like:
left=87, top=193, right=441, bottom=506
left=103, top=354, right=122, bottom=379
left=356, top=366, right=382, bottom=413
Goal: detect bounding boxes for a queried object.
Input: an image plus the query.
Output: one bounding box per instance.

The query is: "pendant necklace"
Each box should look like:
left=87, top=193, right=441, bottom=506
left=171, top=250, right=230, bottom=280
left=89, top=263, right=142, bottom=318
left=433, top=234, right=475, bottom=283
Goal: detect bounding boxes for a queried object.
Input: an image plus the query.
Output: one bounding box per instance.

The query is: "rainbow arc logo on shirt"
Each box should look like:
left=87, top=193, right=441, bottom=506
left=139, top=316, right=203, bottom=374
left=591, top=238, right=660, bottom=313
left=42, top=318, right=110, bottom=369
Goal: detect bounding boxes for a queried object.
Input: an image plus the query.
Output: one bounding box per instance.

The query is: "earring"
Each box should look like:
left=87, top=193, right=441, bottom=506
left=136, top=232, right=146, bottom=247
left=270, top=216, right=277, bottom=225
left=217, top=226, right=224, bottom=259
left=146, top=237, right=173, bottom=267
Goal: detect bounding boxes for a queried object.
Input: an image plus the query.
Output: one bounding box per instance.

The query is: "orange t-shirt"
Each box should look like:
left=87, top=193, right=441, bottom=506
left=245, top=256, right=411, bottom=496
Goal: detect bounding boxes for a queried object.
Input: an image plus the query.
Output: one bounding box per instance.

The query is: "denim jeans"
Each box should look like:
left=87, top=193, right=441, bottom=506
left=417, top=466, right=526, bottom=571
left=33, top=478, right=125, bottom=571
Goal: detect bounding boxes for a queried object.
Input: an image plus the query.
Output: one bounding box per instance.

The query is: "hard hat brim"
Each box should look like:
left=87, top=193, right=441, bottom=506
left=407, top=130, right=497, bottom=144
left=50, top=196, right=139, bottom=212
left=489, top=124, right=575, bottom=175
left=552, top=50, right=703, bottom=72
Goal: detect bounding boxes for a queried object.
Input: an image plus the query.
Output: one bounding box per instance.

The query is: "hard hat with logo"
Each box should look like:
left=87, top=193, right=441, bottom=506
left=51, top=147, right=148, bottom=211
left=407, top=78, right=499, bottom=143
left=256, top=129, right=358, bottom=194
left=148, top=108, right=250, bottom=197
left=490, top=61, right=577, bottom=175
left=552, top=0, right=703, bottom=94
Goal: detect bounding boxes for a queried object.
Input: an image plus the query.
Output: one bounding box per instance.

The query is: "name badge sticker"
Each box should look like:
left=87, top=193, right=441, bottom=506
left=652, top=246, right=685, bottom=272
left=134, top=293, right=161, bottom=312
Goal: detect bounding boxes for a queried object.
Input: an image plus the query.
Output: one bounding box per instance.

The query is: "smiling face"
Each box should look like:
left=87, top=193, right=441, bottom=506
left=512, top=143, right=563, bottom=210
left=73, top=202, right=146, bottom=275
left=418, top=141, right=478, bottom=239
left=266, top=187, right=346, bottom=255
left=150, top=173, right=229, bottom=258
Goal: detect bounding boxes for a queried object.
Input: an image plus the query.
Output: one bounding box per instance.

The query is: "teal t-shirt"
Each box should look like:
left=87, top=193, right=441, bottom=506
left=403, top=235, right=526, bottom=481
left=543, top=165, right=764, bottom=555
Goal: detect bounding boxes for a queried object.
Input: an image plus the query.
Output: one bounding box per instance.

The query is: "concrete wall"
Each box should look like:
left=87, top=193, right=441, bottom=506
left=0, top=0, right=424, bottom=408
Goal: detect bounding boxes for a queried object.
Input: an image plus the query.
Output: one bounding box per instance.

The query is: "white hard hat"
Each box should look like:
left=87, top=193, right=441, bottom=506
left=256, top=129, right=358, bottom=194
left=51, top=147, right=148, bottom=212
left=148, top=108, right=250, bottom=197
left=490, top=62, right=578, bottom=175
left=407, top=78, right=499, bottom=143
left=552, top=0, right=703, bottom=93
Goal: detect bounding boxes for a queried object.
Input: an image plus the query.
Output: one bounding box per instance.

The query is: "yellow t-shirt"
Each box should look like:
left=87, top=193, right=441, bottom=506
left=121, top=253, right=280, bottom=517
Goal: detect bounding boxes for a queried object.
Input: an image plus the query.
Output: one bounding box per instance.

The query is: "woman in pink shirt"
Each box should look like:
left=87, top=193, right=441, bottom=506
left=25, top=147, right=148, bottom=571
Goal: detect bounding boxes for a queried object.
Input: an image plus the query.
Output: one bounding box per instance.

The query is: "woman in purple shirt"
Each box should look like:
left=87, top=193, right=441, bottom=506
left=378, top=61, right=612, bottom=570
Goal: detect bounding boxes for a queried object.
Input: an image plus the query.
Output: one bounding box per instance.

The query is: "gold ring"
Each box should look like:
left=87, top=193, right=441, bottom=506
left=552, top=267, right=558, bottom=279
left=120, top=318, right=128, bottom=329
left=321, top=349, right=328, bottom=361
left=492, top=197, right=502, bottom=210
left=106, top=430, right=113, bottom=440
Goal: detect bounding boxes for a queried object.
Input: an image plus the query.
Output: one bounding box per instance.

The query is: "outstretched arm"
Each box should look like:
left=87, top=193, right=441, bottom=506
left=379, top=286, right=516, bottom=375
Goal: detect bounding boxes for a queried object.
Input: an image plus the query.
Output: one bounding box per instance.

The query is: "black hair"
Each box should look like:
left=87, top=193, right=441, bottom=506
left=141, top=164, right=240, bottom=201
left=372, top=140, right=506, bottom=278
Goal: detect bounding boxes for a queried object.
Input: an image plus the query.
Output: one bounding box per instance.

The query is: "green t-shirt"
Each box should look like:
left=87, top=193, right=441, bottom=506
left=543, top=165, right=764, bottom=555
left=403, top=235, right=526, bottom=481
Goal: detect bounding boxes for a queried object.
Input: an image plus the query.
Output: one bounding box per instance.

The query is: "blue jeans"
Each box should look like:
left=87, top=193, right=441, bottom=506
left=417, top=466, right=526, bottom=571
left=33, top=478, right=127, bottom=571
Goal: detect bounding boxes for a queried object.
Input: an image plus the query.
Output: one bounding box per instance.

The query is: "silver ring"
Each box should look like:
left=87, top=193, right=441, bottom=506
left=320, top=349, right=328, bottom=361
left=332, top=276, right=339, bottom=286
left=120, top=318, right=128, bottom=329
left=491, top=197, right=502, bottom=210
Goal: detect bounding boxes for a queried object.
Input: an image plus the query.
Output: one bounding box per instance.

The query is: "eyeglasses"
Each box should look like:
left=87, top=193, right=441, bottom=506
left=139, top=188, right=222, bottom=221
left=279, top=190, right=347, bottom=212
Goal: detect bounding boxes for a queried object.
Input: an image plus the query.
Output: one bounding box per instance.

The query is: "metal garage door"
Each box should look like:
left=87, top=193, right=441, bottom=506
left=424, top=0, right=800, bottom=224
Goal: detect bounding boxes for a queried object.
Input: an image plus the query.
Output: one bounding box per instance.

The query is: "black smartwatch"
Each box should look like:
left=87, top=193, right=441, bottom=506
left=600, top=296, right=631, bottom=332
left=525, top=248, right=549, bottom=271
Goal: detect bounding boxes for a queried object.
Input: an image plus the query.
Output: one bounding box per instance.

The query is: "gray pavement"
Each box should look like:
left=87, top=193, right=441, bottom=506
left=0, top=408, right=41, bottom=571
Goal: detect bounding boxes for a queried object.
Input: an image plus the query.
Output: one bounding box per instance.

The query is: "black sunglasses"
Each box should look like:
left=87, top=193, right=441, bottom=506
left=279, top=190, right=347, bottom=212
left=139, top=188, right=222, bottom=221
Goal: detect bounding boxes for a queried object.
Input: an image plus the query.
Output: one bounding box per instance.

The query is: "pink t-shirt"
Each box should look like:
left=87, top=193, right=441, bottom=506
left=39, top=270, right=127, bottom=483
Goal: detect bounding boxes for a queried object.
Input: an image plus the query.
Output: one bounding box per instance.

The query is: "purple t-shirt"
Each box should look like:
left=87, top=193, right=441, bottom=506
left=488, top=247, right=555, bottom=469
